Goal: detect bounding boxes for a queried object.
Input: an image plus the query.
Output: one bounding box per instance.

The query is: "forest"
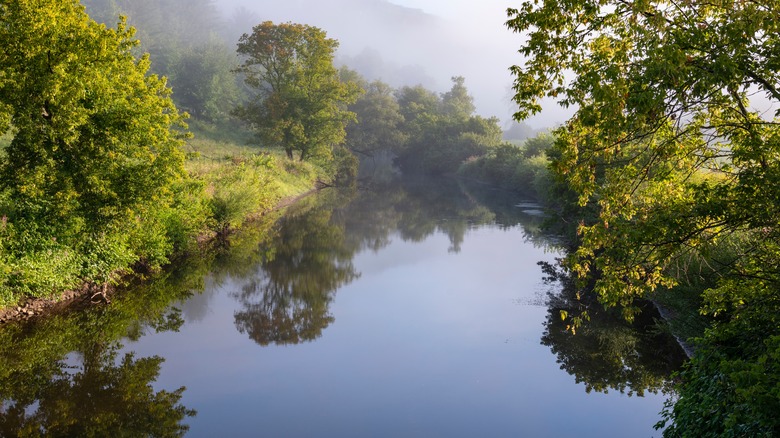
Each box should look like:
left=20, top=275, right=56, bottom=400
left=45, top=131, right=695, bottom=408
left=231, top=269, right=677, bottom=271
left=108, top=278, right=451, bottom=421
left=1, top=0, right=779, bottom=436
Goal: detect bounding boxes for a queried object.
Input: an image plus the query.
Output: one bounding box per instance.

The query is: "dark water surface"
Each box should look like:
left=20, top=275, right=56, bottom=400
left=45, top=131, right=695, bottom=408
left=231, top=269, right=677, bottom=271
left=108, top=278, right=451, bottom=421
left=0, top=179, right=685, bottom=437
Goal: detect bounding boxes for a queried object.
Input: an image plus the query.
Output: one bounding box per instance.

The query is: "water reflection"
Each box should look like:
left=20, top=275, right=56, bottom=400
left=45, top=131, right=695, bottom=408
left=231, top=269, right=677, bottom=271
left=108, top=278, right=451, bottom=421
left=226, top=180, right=515, bottom=348
left=0, top=177, right=687, bottom=436
left=540, top=261, right=686, bottom=396
left=232, top=193, right=359, bottom=345
left=0, top=274, right=198, bottom=436
left=223, top=177, right=685, bottom=397
left=0, top=344, right=194, bottom=437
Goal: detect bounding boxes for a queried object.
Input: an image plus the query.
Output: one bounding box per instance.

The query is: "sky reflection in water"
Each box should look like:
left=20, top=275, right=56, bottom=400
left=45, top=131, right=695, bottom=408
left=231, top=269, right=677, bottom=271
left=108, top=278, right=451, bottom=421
left=118, top=181, right=681, bottom=437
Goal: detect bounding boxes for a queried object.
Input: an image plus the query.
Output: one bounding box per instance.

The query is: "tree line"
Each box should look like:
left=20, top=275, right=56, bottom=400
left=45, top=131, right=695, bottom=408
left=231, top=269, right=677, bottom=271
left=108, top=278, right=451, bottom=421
left=0, top=0, right=518, bottom=311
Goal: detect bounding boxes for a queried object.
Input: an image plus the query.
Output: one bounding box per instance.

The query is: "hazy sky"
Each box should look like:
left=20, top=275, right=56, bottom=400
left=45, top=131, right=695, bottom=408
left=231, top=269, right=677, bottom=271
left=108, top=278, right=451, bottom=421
left=217, top=0, right=570, bottom=128
left=387, top=0, right=510, bottom=22
left=386, top=0, right=524, bottom=122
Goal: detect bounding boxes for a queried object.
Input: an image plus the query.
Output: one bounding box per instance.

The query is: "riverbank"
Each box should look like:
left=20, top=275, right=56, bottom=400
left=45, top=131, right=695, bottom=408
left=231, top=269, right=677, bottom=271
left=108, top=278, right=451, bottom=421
left=0, top=119, right=330, bottom=323
left=0, top=182, right=320, bottom=325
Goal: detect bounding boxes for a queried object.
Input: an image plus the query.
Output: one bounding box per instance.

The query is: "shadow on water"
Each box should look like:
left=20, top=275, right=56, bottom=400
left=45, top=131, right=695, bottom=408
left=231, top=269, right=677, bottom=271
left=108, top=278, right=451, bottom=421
left=0, top=176, right=686, bottom=435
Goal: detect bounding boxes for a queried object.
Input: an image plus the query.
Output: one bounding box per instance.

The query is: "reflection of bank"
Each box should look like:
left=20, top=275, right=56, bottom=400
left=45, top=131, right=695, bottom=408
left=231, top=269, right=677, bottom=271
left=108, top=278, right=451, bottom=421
left=541, top=265, right=687, bottom=396
left=0, top=261, right=200, bottom=437
left=0, top=341, right=195, bottom=436
left=229, top=176, right=549, bottom=346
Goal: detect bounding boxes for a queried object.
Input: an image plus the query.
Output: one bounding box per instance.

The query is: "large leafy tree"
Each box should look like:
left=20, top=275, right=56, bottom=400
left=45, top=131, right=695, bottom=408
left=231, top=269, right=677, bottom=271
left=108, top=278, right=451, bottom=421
left=234, top=21, right=361, bottom=161
left=0, top=0, right=186, bottom=297
left=507, top=0, right=780, bottom=434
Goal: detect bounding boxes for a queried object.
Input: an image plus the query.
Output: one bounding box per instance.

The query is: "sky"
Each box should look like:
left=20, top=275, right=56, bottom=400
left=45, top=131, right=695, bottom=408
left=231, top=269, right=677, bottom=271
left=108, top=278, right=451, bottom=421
left=387, top=0, right=509, bottom=22
left=215, top=0, right=572, bottom=128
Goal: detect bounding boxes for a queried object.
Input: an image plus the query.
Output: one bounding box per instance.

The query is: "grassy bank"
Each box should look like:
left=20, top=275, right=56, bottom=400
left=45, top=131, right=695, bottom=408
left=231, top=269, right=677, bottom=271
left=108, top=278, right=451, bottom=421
left=0, top=123, right=324, bottom=312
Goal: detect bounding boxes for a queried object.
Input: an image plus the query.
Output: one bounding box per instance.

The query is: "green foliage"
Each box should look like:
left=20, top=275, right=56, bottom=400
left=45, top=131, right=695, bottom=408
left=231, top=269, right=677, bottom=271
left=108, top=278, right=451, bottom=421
left=0, top=0, right=194, bottom=303
left=83, top=0, right=246, bottom=124
left=159, top=177, right=210, bottom=253
left=393, top=78, right=503, bottom=175
left=330, top=145, right=359, bottom=187
left=169, top=37, right=242, bottom=122
left=234, top=21, right=361, bottom=162
left=0, top=2, right=328, bottom=307
left=543, top=267, right=685, bottom=397
left=458, top=133, right=554, bottom=199
left=0, top=258, right=201, bottom=437
left=0, top=3, right=186, bottom=231
left=3, top=236, right=82, bottom=301
left=205, top=155, right=279, bottom=232
left=83, top=0, right=224, bottom=75
left=344, top=78, right=408, bottom=156
left=658, top=293, right=780, bottom=437
left=0, top=127, right=13, bottom=153
left=508, top=0, right=780, bottom=432
left=441, top=76, right=476, bottom=120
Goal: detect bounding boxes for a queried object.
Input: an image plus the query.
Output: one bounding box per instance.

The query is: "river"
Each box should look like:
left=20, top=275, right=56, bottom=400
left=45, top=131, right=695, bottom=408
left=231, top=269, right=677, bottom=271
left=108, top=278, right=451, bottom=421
left=0, top=177, right=686, bottom=437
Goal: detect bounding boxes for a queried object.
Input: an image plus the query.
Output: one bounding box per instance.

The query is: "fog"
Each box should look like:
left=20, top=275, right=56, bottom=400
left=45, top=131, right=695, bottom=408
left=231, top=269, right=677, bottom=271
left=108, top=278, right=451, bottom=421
left=215, top=0, right=571, bottom=128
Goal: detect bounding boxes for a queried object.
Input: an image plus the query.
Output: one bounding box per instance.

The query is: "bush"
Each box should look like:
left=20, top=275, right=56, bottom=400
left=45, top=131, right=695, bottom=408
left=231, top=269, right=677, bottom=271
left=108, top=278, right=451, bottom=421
left=330, top=145, right=359, bottom=187
left=207, top=156, right=278, bottom=232
left=458, top=133, right=554, bottom=199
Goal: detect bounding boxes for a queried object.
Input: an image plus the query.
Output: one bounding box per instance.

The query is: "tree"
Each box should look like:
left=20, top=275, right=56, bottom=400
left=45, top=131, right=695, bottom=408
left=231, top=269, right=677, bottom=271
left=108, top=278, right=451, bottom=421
left=234, top=21, right=361, bottom=161
left=83, top=0, right=225, bottom=77
left=507, top=0, right=780, bottom=434
left=83, top=0, right=241, bottom=123
left=394, top=79, right=502, bottom=175
left=441, top=76, right=475, bottom=121
left=169, top=37, right=241, bottom=122
left=0, top=0, right=186, bottom=297
left=344, top=78, right=407, bottom=157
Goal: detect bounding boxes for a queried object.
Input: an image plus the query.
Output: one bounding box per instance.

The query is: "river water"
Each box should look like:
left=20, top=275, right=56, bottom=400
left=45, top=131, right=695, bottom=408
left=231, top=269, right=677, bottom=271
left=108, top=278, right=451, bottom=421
left=0, top=178, right=685, bottom=437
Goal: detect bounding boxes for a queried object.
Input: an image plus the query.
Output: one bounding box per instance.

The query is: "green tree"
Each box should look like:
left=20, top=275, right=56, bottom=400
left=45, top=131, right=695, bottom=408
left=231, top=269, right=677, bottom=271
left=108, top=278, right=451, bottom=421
left=507, top=0, right=780, bottom=434
left=0, top=0, right=186, bottom=298
left=345, top=78, right=408, bottom=157
left=234, top=21, right=361, bottom=161
left=441, top=76, right=476, bottom=121
left=394, top=79, right=502, bottom=175
left=169, top=37, right=241, bottom=122
left=83, top=0, right=242, bottom=123
left=395, top=84, right=441, bottom=139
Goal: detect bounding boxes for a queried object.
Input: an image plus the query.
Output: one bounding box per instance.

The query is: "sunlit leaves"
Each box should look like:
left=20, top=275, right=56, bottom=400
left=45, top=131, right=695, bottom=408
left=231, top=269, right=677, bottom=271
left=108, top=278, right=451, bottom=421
left=234, top=21, right=361, bottom=162
left=508, top=0, right=780, bottom=434
left=508, top=0, right=780, bottom=310
left=0, top=0, right=186, bottom=297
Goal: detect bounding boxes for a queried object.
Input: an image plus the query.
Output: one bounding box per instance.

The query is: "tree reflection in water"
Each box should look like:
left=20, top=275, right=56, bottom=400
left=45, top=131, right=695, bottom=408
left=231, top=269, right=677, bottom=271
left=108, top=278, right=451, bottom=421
left=540, top=261, right=687, bottom=396
left=230, top=179, right=504, bottom=346
left=227, top=177, right=685, bottom=397
left=0, top=274, right=199, bottom=437
left=0, top=344, right=194, bottom=437
left=233, top=193, right=358, bottom=346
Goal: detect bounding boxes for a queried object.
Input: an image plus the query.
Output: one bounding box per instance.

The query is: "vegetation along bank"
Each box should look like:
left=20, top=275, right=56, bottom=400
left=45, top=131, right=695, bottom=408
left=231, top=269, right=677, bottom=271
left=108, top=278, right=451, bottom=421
left=3, top=0, right=780, bottom=435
